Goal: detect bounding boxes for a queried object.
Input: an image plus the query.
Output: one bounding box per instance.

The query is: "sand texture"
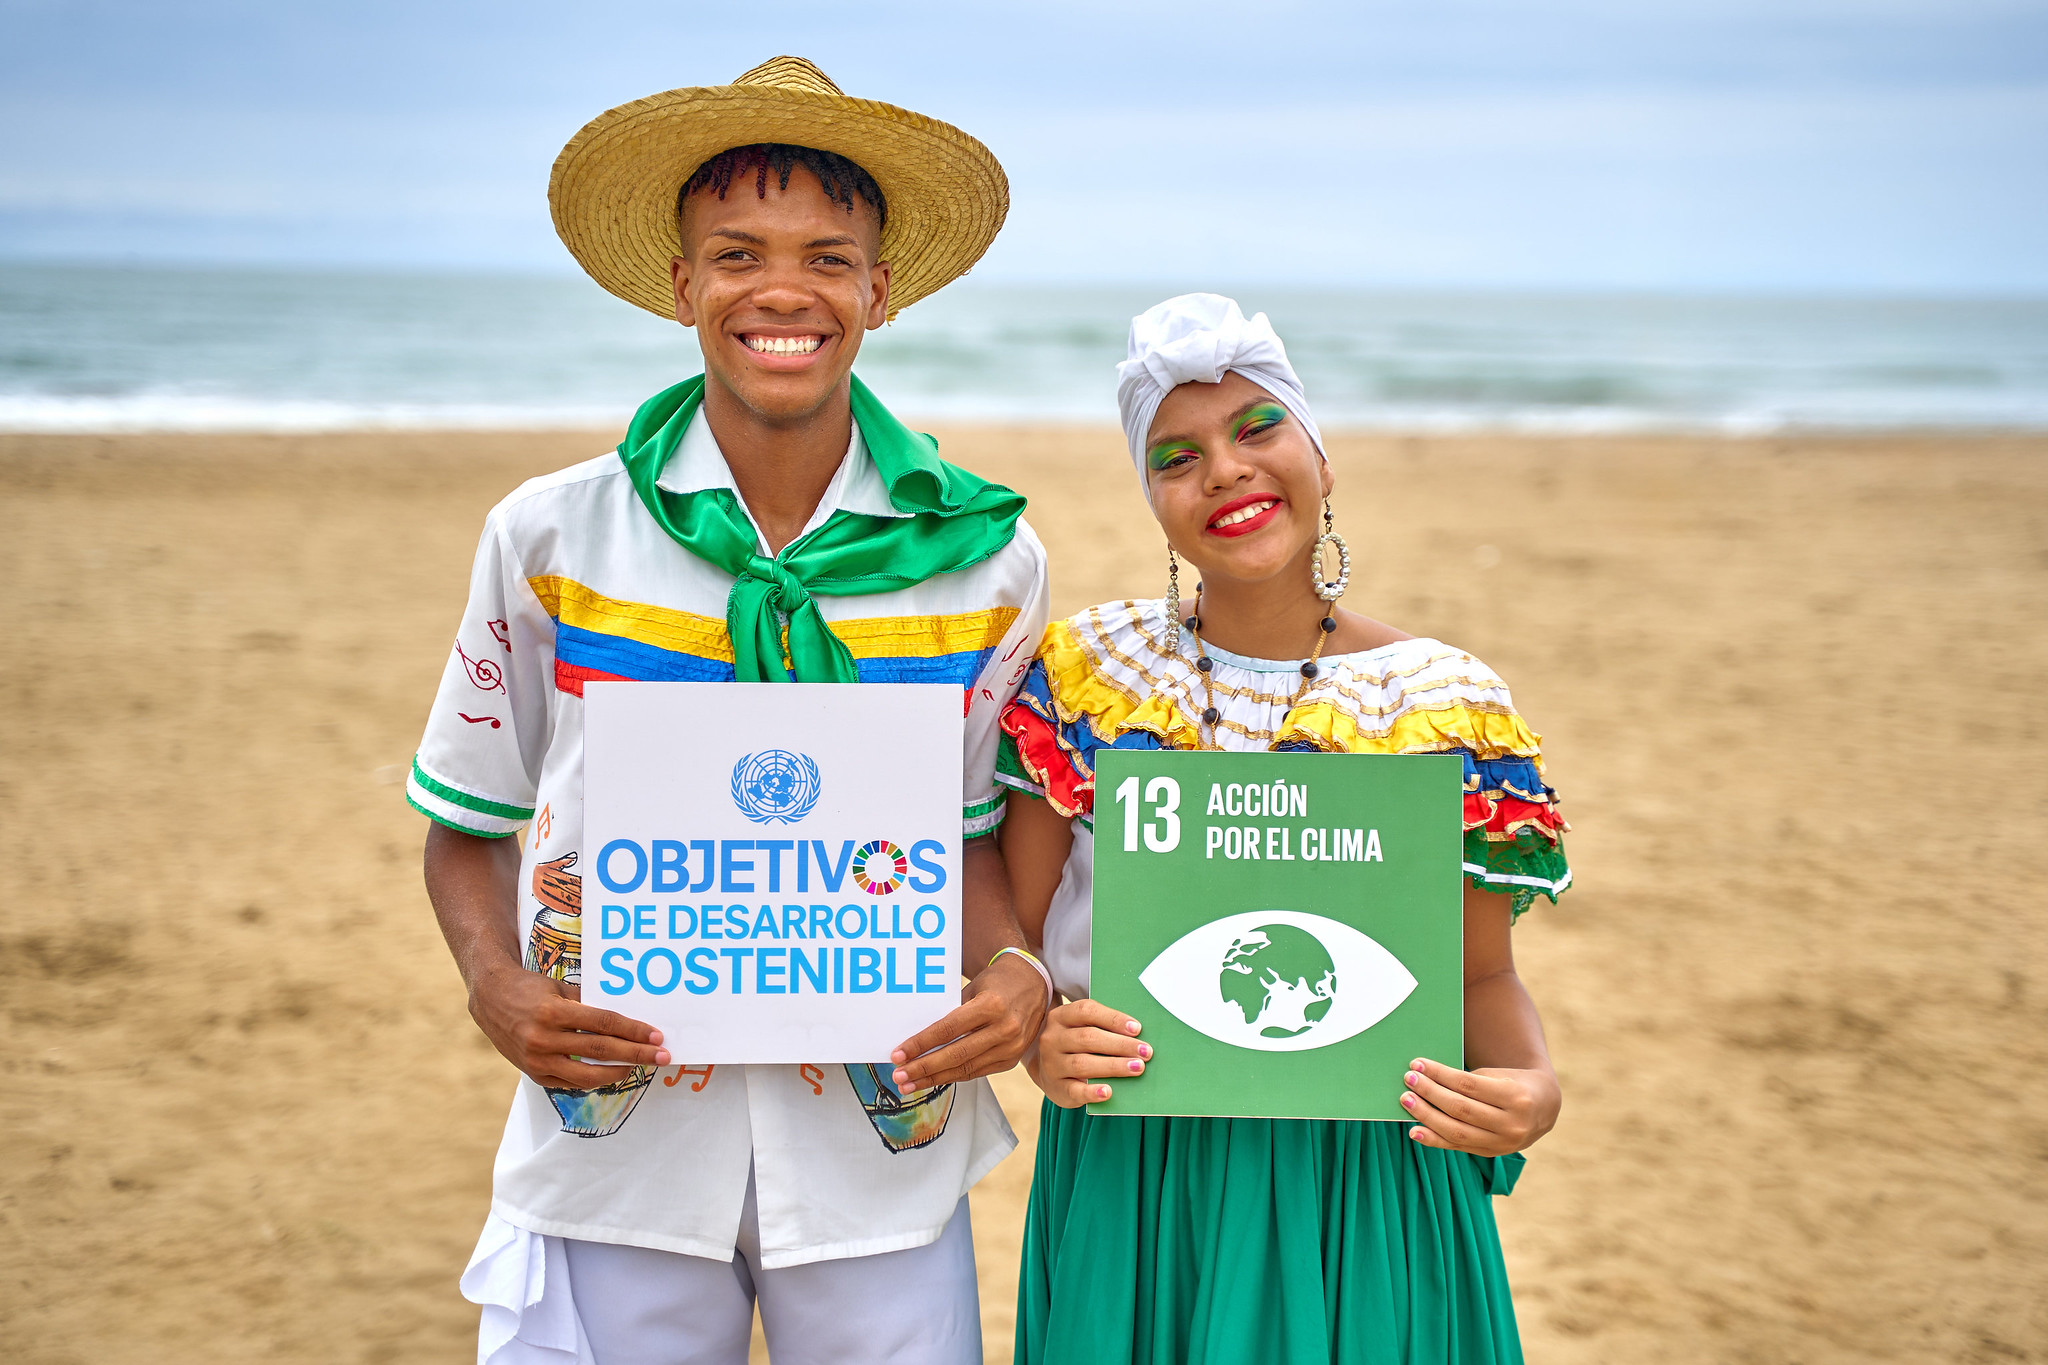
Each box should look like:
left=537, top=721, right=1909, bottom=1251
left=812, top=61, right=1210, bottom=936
left=2, top=426, right=2043, bottom=1363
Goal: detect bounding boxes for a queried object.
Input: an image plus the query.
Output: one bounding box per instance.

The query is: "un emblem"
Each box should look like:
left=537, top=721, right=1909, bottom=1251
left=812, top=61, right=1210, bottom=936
left=730, top=750, right=823, bottom=825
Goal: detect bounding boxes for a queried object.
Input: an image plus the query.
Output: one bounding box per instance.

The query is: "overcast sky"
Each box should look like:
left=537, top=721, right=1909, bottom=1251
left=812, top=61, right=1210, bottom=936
left=3, top=0, right=2044, bottom=293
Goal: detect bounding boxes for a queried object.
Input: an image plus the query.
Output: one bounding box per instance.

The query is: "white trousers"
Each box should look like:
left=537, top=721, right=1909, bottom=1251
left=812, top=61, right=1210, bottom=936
left=472, top=1171, right=981, bottom=1365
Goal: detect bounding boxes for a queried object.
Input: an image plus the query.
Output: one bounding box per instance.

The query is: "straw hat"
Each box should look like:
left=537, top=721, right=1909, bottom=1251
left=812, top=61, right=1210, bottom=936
left=549, top=56, right=1008, bottom=321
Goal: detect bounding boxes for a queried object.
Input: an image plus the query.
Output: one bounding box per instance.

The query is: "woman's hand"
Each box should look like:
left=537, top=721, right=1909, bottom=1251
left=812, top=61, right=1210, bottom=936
left=1399, top=1057, right=1560, bottom=1157
left=1030, top=999, right=1150, bottom=1108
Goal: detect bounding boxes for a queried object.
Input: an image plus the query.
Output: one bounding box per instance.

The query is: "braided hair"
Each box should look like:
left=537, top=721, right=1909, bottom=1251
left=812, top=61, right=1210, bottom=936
left=676, top=143, right=887, bottom=248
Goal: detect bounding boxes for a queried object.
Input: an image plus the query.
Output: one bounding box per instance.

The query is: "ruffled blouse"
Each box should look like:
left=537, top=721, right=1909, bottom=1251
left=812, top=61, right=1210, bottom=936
left=995, top=599, right=1568, bottom=998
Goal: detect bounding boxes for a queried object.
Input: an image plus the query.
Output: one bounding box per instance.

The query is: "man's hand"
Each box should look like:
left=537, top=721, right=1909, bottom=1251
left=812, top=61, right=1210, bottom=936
left=469, top=960, right=671, bottom=1092
left=424, top=823, right=670, bottom=1092
left=889, top=954, right=1048, bottom=1091
left=1398, top=1057, right=1560, bottom=1156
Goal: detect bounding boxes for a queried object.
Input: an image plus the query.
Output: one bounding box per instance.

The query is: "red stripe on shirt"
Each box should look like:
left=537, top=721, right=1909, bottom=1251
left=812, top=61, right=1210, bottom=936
left=554, top=658, right=630, bottom=697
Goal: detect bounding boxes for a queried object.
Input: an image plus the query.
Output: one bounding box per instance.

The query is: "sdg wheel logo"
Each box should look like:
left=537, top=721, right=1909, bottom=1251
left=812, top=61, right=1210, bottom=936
left=853, top=840, right=908, bottom=895
left=730, top=750, right=823, bottom=825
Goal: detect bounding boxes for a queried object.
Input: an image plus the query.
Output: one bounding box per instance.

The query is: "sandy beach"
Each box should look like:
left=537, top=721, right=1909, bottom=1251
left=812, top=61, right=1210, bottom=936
left=2, top=423, right=2043, bottom=1364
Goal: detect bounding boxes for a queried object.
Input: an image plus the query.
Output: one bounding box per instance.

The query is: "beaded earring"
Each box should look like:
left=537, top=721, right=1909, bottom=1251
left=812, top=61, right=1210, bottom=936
left=1165, top=546, right=1184, bottom=652
left=1313, top=500, right=1350, bottom=602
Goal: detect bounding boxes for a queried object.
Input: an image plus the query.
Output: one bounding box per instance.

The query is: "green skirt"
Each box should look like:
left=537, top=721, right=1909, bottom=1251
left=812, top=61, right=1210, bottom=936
left=1015, top=1101, right=1526, bottom=1365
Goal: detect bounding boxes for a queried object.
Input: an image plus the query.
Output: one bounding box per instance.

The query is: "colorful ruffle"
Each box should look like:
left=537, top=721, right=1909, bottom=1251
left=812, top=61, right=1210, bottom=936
left=1032, top=615, right=1200, bottom=748
left=1276, top=698, right=1545, bottom=768
left=1463, top=753, right=1568, bottom=842
left=997, top=625, right=1571, bottom=915
left=1464, top=829, right=1572, bottom=915
left=996, top=662, right=1164, bottom=820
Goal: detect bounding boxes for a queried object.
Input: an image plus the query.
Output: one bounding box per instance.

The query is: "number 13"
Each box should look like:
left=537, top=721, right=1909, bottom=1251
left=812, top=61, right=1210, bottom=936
left=1114, top=775, right=1182, bottom=853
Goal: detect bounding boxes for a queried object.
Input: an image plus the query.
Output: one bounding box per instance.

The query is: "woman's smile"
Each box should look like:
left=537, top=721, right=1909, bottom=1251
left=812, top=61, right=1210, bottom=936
left=1206, top=493, right=1283, bottom=537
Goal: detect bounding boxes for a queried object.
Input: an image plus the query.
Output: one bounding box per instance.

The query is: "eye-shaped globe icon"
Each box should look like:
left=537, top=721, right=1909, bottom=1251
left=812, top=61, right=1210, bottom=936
left=1139, top=910, right=1417, bottom=1053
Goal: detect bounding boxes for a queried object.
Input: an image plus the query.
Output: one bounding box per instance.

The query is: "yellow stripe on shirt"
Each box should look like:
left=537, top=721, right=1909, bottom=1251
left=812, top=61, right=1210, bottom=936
left=528, top=575, right=735, bottom=662
left=529, top=576, right=1019, bottom=664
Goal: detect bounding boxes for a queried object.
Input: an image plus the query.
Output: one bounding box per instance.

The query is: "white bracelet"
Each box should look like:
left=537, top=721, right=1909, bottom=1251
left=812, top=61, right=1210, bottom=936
left=988, top=946, right=1055, bottom=1014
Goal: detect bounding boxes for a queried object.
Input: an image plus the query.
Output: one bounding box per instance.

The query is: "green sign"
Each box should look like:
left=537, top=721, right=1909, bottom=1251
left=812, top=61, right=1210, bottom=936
left=1089, top=750, right=1463, bottom=1121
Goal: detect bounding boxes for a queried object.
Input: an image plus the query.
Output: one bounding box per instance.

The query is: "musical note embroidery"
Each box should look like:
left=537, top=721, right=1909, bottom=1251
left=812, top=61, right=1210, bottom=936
left=457, top=713, right=501, bottom=728
left=455, top=638, right=506, bottom=693
left=487, top=618, right=512, bottom=650
left=1001, top=635, right=1029, bottom=688
left=663, top=1064, right=715, bottom=1092
left=531, top=804, right=552, bottom=849
left=800, top=1063, right=825, bottom=1096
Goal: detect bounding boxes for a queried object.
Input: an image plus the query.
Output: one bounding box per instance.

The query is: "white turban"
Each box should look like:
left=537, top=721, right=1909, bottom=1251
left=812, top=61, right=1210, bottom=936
left=1114, top=293, right=1325, bottom=499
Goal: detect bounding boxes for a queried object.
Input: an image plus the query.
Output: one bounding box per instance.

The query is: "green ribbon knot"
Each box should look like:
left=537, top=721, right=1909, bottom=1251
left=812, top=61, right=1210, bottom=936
left=725, top=553, right=843, bottom=682
left=616, top=374, right=1026, bottom=683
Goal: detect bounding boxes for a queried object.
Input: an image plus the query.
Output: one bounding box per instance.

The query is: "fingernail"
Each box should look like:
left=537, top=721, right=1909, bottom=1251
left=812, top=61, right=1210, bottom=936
left=649, top=1031, right=664, bottom=1045
left=656, top=1050, right=672, bottom=1065
left=1125, top=1020, right=1141, bottom=1034
left=1128, top=1059, right=1144, bottom=1073
left=1400, top=1093, right=1417, bottom=1109
left=1410, top=1059, right=1426, bottom=1072
left=1138, top=1043, right=1152, bottom=1059
left=1405, top=1071, right=1421, bottom=1087
left=1409, top=1127, right=1426, bottom=1142
left=893, top=1069, right=910, bottom=1087
left=891, top=1049, right=907, bottom=1064
left=1096, top=1085, right=1111, bottom=1100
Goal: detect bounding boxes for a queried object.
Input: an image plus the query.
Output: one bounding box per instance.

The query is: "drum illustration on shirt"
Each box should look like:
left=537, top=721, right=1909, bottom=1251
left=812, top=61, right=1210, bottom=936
left=524, top=852, right=659, bottom=1138
left=844, top=1064, right=955, bottom=1153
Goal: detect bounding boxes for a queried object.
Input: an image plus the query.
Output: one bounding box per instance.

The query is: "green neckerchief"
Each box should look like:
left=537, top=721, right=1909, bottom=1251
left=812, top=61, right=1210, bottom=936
left=617, top=373, right=1027, bottom=683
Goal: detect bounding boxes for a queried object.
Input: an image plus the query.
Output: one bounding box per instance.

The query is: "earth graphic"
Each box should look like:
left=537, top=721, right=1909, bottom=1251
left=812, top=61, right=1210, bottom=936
left=1219, top=924, right=1338, bottom=1038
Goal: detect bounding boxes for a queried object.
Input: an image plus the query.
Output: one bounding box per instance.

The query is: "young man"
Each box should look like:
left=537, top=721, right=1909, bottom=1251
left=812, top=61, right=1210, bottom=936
left=410, top=58, right=1052, bottom=1365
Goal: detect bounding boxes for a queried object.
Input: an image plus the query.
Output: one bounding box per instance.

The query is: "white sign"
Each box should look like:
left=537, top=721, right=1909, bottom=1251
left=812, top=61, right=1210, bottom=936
left=583, top=682, right=963, bottom=1063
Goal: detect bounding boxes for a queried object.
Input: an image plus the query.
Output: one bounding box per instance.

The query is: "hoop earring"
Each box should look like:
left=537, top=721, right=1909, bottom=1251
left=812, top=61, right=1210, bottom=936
left=1312, top=501, right=1350, bottom=602
left=1166, top=546, right=1184, bottom=652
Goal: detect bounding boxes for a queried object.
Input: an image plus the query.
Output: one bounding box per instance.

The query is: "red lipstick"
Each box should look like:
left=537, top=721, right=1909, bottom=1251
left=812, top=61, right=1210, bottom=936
left=1205, top=493, right=1284, bottom=538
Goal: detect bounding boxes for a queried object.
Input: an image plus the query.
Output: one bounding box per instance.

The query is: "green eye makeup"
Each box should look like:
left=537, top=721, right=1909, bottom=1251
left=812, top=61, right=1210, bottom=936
left=1147, top=441, right=1200, bottom=471
left=1148, top=404, right=1287, bottom=470
left=1232, top=403, right=1288, bottom=442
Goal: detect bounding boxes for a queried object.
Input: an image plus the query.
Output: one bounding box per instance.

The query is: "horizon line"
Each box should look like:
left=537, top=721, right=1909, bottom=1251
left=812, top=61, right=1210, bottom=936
left=3, top=255, right=2047, bottom=306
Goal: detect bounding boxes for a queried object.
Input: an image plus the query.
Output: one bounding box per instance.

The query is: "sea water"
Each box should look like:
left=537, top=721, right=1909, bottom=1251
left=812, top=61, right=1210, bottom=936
left=3, top=262, right=2045, bottom=432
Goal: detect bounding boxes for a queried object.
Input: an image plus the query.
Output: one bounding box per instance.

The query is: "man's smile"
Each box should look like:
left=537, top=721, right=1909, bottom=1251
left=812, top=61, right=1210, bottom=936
left=739, top=333, right=825, bottom=356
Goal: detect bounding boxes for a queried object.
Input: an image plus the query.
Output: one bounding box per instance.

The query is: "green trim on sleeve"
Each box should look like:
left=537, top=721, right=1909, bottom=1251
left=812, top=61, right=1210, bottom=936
left=964, top=793, right=1007, bottom=840
left=994, top=730, right=1048, bottom=801
left=994, top=729, right=1030, bottom=785
left=1461, top=828, right=1571, bottom=919
left=410, top=758, right=536, bottom=821
left=995, top=770, right=1047, bottom=800
left=405, top=791, right=519, bottom=839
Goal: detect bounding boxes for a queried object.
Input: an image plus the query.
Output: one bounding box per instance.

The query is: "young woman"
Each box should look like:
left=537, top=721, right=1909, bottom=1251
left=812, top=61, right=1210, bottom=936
left=995, top=295, right=1570, bottom=1364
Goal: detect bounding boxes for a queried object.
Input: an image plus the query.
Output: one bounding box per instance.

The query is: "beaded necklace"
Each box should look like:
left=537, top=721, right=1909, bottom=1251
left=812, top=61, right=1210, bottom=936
left=1182, top=595, right=1338, bottom=750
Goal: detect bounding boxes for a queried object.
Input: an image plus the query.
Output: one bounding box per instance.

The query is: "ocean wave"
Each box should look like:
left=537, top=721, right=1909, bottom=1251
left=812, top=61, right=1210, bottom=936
left=9, top=390, right=2044, bottom=435
left=5, top=267, right=2047, bottom=434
